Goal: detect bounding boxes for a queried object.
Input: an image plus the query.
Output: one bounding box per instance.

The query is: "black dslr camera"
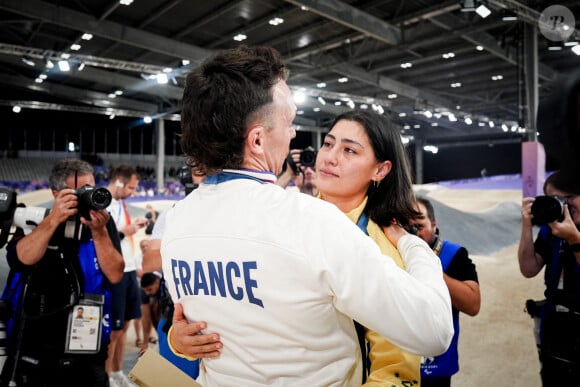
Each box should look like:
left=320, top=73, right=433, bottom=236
left=531, top=195, right=567, bottom=225
left=75, top=185, right=112, bottom=219
left=286, top=147, right=317, bottom=175
left=177, top=166, right=199, bottom=195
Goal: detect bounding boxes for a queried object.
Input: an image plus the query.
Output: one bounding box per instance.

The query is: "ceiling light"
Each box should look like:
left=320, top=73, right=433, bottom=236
left=572, top=45, right=580, bottom=55
left=108, top=93, right=117, bottom=98
left=489, top=120, right=495, bottom=128
left=119, top=0, right=134, bottom=5
left=60, top=53, right=70, bottom=59
left=297, top=110, right=304, bottom=115
left=501, top=10, right=518, bottom=21
left=34, top=77, right=43, bottom=83
left=414, top=124, right=421, bottom=129
left=475, top=4, right=491, bottom=18
left=77, top=62, right=85, bottom=71
left=400, top=62, right=412, bottom=69
left=424, top=110, right=433, bottom=118
left=114, top=90, right=123, bottom=96
left=12, top=105, right=21, bottom=113
left=156, top=73, right=168, bottom=84
left=403, top=125, right=411, bottom=130
left=547, top=42, right=563, bottom=51
left=293, top=91, right=306, bottom=104
left=423, top=145, right=439, bottom=154
left=57, top=60, right=70, bottom=72
left=313, top=107, right=321, bottom=112
left=501, top=124, right=508, bottom=132
left=338, top=77, right=348, bottom=83
left=316, top=82, right=327, bottom=88
left=81, top=33, right=93, bottom=40
left=45, top=59, right=54, bottom=69
left=334, top=101, right=342, bottom=106
left=442, top=52, right=455, bottom=59
left=70, top=44, right=81, bottom=51
left=388, top=94, right=398, bottom=99
left=269, top=17, right=284, bottom=26
left=448, top=114, right=457, bottom=122
left=491, top=75, right=503, bottom=81
left=317, top=96, right=326, bottom=105
left=360, top=104, right=368, bottom=109
left=476, top=45, right=484, bottom=51
left=21, top=56, right=35, bottom=66
left=398, top=112, right=407, bottom=117
left=144, top=116, right=152, bottom=124
left=109, top=114, right=115, bottom=120
left=431, top=122, right=438, bottom=127
left=464, top=117, right=473, bottom=125
left=233, top=33, right=247, bottom=42
left=39, top=74, right=47, bottom=80
left=181, top=59, right=190, bottom=66
left=450, top=82, right=462, bottom=88
left=478, top=122, right=485, bottom=127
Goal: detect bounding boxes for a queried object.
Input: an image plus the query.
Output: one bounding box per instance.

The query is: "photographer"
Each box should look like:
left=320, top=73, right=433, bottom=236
left=276, top=147, right=318, bottom=196
left=518, top=170, right=580, bottom=384
left=0, top=159, right=124, bottom=387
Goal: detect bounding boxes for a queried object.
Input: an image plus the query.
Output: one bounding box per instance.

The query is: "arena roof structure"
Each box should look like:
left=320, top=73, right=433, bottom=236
left=0, top=0, right=578, bottom=156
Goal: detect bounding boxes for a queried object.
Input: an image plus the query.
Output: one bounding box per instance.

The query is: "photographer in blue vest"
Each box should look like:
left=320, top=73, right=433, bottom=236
left=0, top=159, right=124, bottom=387
left=410, top=197, right=481, bottom=387
left=519, top=171, right=580, bottom=385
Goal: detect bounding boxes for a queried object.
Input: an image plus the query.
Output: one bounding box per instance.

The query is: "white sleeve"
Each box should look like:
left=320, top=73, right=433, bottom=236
left=324, top=221, right=453, bottom=357
left=151, top=208, right=169, bottom=240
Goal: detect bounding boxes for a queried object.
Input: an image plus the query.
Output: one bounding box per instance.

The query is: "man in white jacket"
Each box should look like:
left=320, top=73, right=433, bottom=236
left=162, top=45, right=453, bottom=387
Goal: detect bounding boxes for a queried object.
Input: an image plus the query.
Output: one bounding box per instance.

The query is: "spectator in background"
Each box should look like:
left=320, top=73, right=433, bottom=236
left=105, top=164, right=147, bottom=387
left=410, top=197, right=480, bottom=387
left=518, top=171, right=580, bottom=385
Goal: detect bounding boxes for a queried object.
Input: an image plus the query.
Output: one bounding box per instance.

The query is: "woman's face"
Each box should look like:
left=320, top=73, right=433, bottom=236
left=316, top=119, right=388, bottom=207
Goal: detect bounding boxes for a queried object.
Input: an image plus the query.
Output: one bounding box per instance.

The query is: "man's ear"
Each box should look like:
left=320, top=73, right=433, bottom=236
left=115, top=180, right=125, bottom=188
left=246, top=125, right=265, bottom=155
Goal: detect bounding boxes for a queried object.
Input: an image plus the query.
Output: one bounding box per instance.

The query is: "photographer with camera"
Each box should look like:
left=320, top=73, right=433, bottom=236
left=518, top=170, right=580, bottom=384
left=276, top=147, right=318, bottom=196
left=0, top=159, right=124, bottom=387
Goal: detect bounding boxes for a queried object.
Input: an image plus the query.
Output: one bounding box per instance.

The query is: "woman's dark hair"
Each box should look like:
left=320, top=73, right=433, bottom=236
left=544, top=170, right=580, bottom=195
left=180, top=45, right=288, bottom=176
left=329, top=110, right=420, bottom=227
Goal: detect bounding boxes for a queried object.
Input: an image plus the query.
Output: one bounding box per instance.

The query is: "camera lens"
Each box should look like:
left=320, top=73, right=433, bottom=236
left=90, top=188, right=112, bottom=209
left=300, top=149, right=317, bottom=167
left=531, top=195, right=565, bottom=225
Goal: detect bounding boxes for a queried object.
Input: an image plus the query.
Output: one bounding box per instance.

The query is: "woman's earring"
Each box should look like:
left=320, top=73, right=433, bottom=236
left=373, top=180, right=379, bottom=188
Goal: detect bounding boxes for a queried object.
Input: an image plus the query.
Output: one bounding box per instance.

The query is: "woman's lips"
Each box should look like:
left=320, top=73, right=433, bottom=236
left=318, top=168, right=338, bottom=178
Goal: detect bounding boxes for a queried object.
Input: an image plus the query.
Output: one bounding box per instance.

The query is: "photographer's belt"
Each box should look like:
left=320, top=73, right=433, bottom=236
left=64, top=294, right=104, bottom=354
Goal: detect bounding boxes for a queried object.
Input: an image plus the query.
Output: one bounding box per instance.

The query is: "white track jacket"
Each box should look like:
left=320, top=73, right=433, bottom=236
left=161, top=169, right=452, bottom=387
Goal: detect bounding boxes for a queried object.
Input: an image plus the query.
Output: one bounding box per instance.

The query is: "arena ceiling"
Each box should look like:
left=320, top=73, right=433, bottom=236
left=0, top=0, right=579, bottom=149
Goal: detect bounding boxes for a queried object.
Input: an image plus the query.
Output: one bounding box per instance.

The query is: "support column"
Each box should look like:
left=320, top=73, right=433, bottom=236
left=414, top=136, right=424, bottom=185
left=521, top=23, right=543, bottom=196
left=156, top=118, right=165, bottom=193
